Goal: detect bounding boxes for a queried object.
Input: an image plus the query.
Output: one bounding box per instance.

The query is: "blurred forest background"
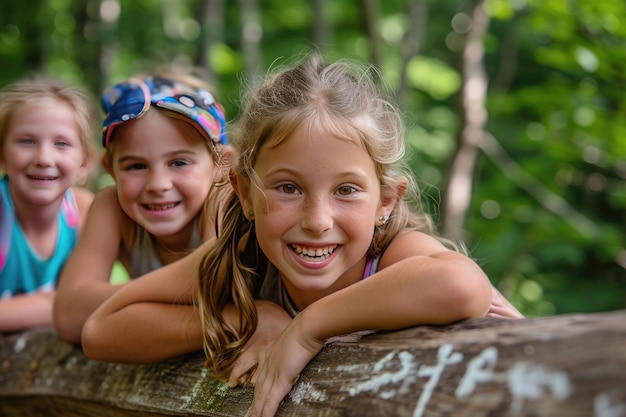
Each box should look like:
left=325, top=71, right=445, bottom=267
left=1, top=0, right=624, bottom=317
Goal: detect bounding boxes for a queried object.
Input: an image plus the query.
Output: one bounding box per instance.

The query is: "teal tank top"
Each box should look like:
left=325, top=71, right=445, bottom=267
left=0, top=177, right=80, bottom=299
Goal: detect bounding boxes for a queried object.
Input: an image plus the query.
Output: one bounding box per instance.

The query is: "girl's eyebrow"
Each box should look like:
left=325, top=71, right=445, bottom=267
left=263, top=167, right=373, bottom=184
left=116, top=149, right=198, bottom=164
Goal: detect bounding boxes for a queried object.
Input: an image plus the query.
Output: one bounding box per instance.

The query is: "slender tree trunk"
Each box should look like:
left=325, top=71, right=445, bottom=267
left=194, top=0, right=225, bottom=89
left=360, top=0, right=382, bottom=70
left=239, top=0, right=262, bottom=81
left=98, top=0, right=120, bottom=92
left=311, top=0, right=330, bottom=51
left=441, top=0, right=489, bottom=241
left=73, top=0, right=100, bottom=93
left=397, top=0, right=428, bottom=105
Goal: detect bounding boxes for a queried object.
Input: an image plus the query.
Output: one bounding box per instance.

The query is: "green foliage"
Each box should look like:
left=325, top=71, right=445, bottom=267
left=1, top=0, right=624, bottom=316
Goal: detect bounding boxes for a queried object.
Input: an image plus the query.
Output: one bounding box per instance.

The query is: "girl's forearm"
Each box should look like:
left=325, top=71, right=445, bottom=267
left=82, top=302, right=203, bottom=363
left=300, top=252, right=492, bottom=343
left=81, top=298, right=247, bottom=364
left=54, top=282, right=123, bottom=344
left=0, top=291, right=55, bottom=332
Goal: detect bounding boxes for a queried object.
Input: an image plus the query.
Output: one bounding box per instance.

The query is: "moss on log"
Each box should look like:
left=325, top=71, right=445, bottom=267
left=1, top=310, right=626, bottom=416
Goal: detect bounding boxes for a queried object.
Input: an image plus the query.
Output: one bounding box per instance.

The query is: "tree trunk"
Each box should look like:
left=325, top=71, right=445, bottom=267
left=441, top=0, right=489, bottom=241
left=238, top=0, right=262, bottom=80
left=2, top=310, right=625, bottom=416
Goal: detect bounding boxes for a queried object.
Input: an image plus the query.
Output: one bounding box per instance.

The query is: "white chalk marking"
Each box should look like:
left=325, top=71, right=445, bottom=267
left=456, top=346, right=500, bottom=397
left=508, top=361, right=571, bottom=413
left=595, top=393, right=626, bottom=417
left=343, top=351, right=417, bottom=396
left=413, top=344, right=463, bottom=417
left=290, top=381, right=328, bottom=404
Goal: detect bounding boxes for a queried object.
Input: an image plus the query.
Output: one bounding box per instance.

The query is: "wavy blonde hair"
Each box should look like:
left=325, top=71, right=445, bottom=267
left=196, top=52, right=450, bottom=379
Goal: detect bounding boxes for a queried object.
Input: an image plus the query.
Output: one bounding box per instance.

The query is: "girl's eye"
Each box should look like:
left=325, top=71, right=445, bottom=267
left=279, top=183, right=299, bottom=194
left=18, top=138, right=35, bottom=145
left=56, top=141, right=70, bottom=148
left=337, top=185, right=357, bottom=196
left=125, top=163, right=146, bottom=171
left=170, top=160, right=189, bottom=167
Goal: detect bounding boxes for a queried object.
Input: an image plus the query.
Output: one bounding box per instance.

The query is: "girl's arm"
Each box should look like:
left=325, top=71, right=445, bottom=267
left=0, top=187, right=94, bottom=334
left=81, top=241, right=208, bottom=362
left=81, top=241, right=292, bottom=364
left=247, top=231, right=493, bottom=417
left=53, top=187, right=126, bottom=343
left=0, top=291, right=55, bottom=332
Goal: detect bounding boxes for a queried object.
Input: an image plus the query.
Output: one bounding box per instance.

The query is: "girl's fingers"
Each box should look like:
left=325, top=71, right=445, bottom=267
left=250, top=383, right=280, bottom=417
left=229, top=353, right=258, bottom=387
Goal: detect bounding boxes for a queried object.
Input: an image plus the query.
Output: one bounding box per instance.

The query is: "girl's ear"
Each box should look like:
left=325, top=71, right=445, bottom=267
left=230, top=173, right=253, bottom=217
left=101, top=154, right=115, bottom=178
left=76, top=153, right=98, bottom=185
left=378, top=176, right=408, bottom=220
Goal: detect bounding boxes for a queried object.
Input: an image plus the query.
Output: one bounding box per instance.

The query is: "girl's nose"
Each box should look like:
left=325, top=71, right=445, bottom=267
left=300, top=197, right=333, bottom=234
left=145, top=168, right=172, bottom=193
left=34, top=145, right=54, bottom=167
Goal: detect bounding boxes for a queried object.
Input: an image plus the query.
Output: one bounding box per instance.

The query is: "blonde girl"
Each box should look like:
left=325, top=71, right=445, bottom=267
left=194, top=52, right=522, bottom=417
left=54, top=72, right=233, bottom=344
left=0, top=76, right=97, bottom=332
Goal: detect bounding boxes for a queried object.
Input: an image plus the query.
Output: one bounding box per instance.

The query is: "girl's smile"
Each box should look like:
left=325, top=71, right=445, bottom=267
left=1, top=99, right=87, bottom=209
left=289, top=243, right=339, bottom=269
left=110, top=109, right=219, bottom=244
left=240, top=122, right=388, bottom=309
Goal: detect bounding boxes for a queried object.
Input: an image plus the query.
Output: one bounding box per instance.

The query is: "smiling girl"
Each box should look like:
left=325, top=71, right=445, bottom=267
left=0, top=76, right=97, bottom=333
left=53, top=72, right=233, bottom=344
left=80, top=54, right=522, bottom=415
left=193, top=52, right=522, bottom=417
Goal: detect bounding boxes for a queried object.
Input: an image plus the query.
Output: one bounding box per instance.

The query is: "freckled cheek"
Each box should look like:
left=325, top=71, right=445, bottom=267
left=258, top=200, right=281, bottom=220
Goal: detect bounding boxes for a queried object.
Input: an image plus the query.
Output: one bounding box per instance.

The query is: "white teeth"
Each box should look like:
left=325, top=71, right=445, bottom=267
left=292, top=244, right=337, bottom=260
left=29, top=175, right=56, bottom=181
left=145, top=203, right=176, bottom=211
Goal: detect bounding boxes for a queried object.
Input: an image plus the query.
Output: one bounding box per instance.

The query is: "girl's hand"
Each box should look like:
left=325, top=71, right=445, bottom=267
left=229, top=301, right=292, bottom=387
left=487, top=286, right=524, bottom=319
left=246, top=314, right=325, bottom=417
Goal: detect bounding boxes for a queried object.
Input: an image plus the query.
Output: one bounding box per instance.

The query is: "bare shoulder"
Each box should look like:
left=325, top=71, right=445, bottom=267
left=378, top=230, right=454, bottom=268
left=75, top=186, right=124, bottom=233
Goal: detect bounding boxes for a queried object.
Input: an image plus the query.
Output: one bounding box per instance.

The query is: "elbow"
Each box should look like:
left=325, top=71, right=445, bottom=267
left=81, top=315, right=112, bottom=361
left=445, top=271, right=491, bottom=321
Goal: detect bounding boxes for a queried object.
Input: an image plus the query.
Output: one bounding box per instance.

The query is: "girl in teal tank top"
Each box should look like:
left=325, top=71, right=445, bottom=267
left=0, top=76, right=97, bottom=333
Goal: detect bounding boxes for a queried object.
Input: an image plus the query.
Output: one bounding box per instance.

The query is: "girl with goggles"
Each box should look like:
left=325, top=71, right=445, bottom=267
left=54, top=70, right=235, bottom=344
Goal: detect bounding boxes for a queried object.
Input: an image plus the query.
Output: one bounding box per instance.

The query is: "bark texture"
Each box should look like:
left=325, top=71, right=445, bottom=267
left=1, top=310, right=625, bottom=417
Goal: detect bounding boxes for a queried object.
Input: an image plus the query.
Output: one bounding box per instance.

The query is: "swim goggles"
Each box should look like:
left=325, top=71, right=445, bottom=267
left=101, top=75, right=227, bottom=147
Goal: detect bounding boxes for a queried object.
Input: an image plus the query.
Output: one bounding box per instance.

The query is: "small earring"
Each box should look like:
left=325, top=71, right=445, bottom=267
left=215, top=176, right=230, bottom=187
left=378, top=215, right=388, bottom=226
left=248, top=211, right=254, bottom=220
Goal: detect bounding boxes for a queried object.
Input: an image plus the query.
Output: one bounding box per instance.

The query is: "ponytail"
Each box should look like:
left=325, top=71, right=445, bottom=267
left=195, top=190, right=266, bottom=379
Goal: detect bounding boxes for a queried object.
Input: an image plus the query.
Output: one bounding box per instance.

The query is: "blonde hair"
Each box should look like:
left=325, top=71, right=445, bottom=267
left=196, top=52, right=445, bottom=379
left=0, top=75, right=98, bottom=165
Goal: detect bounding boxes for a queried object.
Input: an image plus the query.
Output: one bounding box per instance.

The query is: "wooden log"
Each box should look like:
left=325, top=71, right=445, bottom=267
left=1, top=310, right=626, bottom=417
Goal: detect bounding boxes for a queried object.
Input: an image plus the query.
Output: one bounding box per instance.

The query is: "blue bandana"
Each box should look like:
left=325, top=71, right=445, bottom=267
left=101, top=75, right=227, bottom=147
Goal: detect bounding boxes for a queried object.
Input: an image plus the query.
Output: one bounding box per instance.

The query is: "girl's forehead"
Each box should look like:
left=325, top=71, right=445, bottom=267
left=255, top=123, right=375, bottom=175
left=22, top=97, right=70, bottom=112
left=262, top=121, right=366, bottom=152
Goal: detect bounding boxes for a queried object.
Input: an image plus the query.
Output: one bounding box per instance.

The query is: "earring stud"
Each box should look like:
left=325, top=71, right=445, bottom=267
left=379, top=215, right=388, bottom=225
